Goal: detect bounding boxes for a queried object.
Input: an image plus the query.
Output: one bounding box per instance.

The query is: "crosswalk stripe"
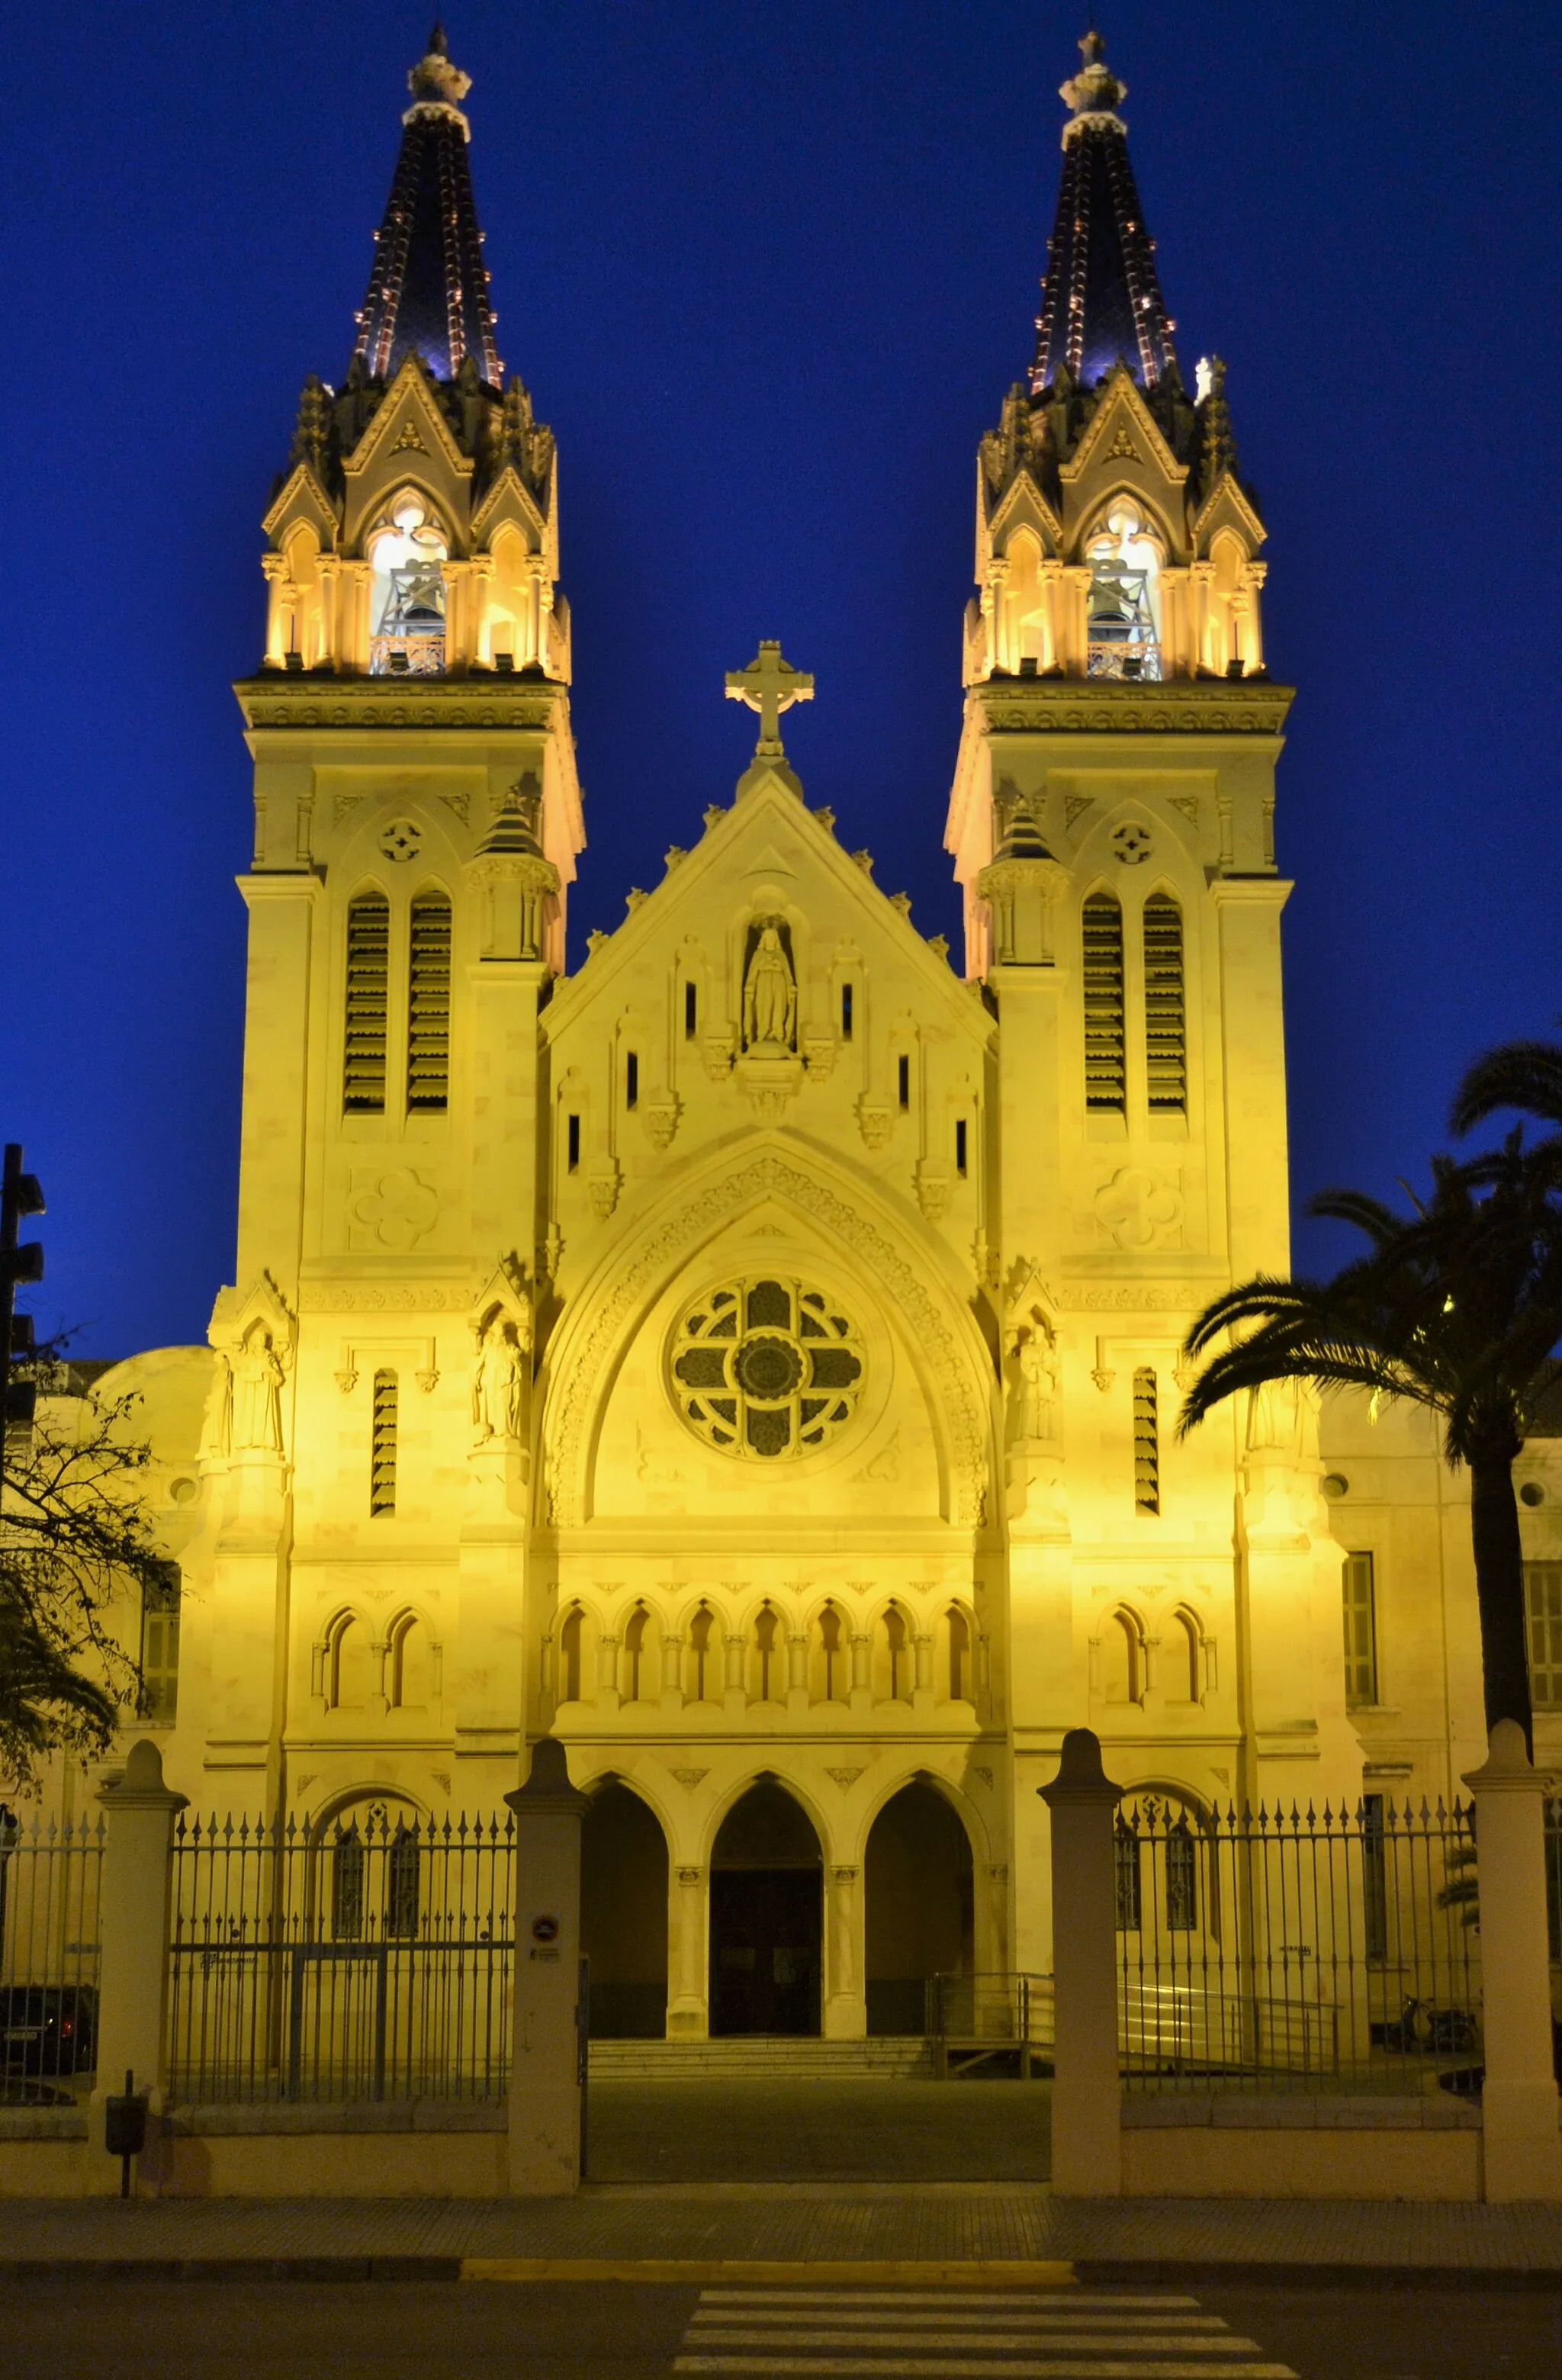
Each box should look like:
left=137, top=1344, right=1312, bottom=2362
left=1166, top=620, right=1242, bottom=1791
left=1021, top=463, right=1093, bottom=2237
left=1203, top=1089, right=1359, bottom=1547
left=686, top=2335, right=1265, bottom=2354
left=699, top=2295, right=1202, bottom=2310
left=689, top=2314, right=1227, bottom=2331
left=672, top=2361, right=1298, bottom=2378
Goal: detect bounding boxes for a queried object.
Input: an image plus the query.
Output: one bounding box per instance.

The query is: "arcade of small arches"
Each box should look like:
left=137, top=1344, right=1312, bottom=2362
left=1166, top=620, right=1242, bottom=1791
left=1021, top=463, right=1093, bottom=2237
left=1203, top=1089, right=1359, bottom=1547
left=312, top=1606, right=442, bottom=1715
left=1090, top=1601, right=1215, bottom=1709
left=544, top=1594, right=986, bottom=1716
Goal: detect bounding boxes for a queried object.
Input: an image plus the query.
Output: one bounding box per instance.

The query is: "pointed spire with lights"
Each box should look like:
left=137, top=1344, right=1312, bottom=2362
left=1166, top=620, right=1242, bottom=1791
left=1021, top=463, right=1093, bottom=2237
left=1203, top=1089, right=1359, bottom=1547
left=352, top=24, right=501, bottom=387
left=1030, top=30, right=1177, bottom=393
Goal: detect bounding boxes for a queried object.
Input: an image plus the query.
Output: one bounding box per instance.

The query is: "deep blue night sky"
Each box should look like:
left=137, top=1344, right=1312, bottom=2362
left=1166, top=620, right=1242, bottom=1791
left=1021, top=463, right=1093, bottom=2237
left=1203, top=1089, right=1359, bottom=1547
left=5, top=2, right=1558, bottom=1358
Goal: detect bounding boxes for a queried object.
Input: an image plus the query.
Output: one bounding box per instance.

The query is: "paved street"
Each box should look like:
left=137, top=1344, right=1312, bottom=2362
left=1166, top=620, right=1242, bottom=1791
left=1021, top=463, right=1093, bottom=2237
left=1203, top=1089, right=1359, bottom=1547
left=2, top=2278, right=1560, bottom=2380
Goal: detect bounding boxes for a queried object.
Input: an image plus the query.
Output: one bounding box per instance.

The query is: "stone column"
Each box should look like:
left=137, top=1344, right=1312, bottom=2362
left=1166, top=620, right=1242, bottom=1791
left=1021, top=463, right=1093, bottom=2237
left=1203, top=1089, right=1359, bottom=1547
left=660, top=1631, right=685, bottom=1707
left=849, top=1630, right=873, bottom=1712
left=824, top=1864, right=866, bottom=2039
left=1463, top=1722, right=1562, bottom=2202
left=1039, top=1727, right=1123, bottom=2196
left=504, top=1738, right=589, bottom=2195
left=723, top=1627, right=747, bottom=1712
left=787, top=1629, right=810, bottom=1713
left=668, top=1863, right=709, bottom=2037
left=89, top=1742, right=188, bottom=2191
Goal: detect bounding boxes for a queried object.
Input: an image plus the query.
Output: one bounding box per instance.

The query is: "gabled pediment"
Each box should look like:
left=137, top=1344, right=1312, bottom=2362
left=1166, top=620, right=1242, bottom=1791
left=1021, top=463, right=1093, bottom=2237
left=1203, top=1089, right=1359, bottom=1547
left=987, top=470, right=1063, bottom=558
left=261, top=461, right=339, bottom=549
left=1191, top=468, right=1266, bottom=555
left=1058, top=367, right=1188, bottom=553
left=345, top=355, right=473, bottom=481
left=545, top=770, right=984, bottom=1047
left=471, top=459, right=548, bottom=553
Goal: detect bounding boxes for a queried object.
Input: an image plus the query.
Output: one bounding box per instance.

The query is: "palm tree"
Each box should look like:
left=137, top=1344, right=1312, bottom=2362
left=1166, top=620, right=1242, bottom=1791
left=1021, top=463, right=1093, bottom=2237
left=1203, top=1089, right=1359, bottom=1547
left=1177, top=1136, right=1562, bottom=1754
left=1451, top=1038, right=1562, bottom=1145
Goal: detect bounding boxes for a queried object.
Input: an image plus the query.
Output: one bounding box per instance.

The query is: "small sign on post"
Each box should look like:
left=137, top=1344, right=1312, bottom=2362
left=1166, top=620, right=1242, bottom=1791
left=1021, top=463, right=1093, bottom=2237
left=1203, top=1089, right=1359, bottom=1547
left=104, top=2068, right=148, bottom=2200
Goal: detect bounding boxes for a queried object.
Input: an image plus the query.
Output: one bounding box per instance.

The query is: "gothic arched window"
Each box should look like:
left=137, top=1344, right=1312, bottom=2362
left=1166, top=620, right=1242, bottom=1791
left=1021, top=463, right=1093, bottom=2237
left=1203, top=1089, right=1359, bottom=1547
left=368, top=492, right=448, bottom=676
left=407, top=892, right=452, bottom=1111
left=1085, top=499, right=1164, bottom=681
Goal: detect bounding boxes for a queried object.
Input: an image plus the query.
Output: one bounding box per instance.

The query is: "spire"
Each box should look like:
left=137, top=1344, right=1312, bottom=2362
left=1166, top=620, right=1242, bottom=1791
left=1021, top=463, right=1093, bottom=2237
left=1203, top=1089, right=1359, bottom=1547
left=1030, top=31, right=1178, bottom=395
left=352, top=24, right=501, bottom=388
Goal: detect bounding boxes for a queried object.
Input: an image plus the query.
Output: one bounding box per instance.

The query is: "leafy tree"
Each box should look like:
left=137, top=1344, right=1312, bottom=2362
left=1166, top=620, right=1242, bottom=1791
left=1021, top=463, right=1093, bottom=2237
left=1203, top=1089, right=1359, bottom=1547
left=1177, top=1135, right=1562, bottom=1754
left=0, top=1344, right=166, bottom=1791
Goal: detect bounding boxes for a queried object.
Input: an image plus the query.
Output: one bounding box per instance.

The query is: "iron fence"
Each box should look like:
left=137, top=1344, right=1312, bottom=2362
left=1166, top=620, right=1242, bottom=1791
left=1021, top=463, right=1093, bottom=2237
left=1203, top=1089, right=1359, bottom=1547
left=1116, top=1793, right=1481, bottom=2094
left=0, top=1808, right=104, bottom=2101
left=926, top=1971, right=1054, bottom=2078
left=167, top=1807, right=514, bottom=2105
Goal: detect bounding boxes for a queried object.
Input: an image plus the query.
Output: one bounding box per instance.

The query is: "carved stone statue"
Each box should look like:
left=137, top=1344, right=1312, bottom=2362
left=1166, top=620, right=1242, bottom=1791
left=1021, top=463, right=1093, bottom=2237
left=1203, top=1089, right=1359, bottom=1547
left=743, top=921, right=796, bottom=1050
left=471, top=1317, right=528, bottom=1444
left=233, top=1330, right=284, bottom=1453
left=1016, top=1331, right=1059, bottom=1444
left=1246, top=1377, right=1302, bottom=1456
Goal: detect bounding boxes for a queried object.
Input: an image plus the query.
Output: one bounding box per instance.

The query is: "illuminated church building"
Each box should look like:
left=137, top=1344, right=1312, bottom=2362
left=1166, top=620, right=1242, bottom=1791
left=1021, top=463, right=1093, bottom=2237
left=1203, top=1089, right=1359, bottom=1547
left=94, top=30, right=1559, bottom=2039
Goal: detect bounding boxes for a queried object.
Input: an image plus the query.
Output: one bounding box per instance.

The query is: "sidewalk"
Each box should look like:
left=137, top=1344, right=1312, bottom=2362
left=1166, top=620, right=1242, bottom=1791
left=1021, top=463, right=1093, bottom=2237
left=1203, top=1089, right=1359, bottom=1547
left=2, top=2184, right=1561, bottom=2278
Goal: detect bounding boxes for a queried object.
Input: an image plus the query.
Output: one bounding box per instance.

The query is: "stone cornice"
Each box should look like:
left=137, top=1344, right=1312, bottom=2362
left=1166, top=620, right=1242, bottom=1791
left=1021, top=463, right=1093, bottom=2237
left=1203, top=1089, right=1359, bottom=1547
left=973, top=677, right=1294, bottom=735
left=233, top=675, right=567, bottom=732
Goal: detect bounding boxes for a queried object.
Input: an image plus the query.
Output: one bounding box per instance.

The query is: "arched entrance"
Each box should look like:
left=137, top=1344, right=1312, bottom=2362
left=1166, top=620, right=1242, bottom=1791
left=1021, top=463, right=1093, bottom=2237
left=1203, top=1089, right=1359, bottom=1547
left=709, top=1781, right=822, bottom=2036
left=865, top=1780, right=974, bottom=2034
left=580, top=1783, right=669, bottom=2037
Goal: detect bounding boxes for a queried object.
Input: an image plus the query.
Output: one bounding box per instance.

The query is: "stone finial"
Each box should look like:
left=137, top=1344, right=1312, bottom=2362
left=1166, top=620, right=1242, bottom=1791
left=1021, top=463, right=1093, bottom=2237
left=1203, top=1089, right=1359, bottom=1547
left=1061, top=28, right=1127, bottom=131
left=724, top=641, right=815, bottom=761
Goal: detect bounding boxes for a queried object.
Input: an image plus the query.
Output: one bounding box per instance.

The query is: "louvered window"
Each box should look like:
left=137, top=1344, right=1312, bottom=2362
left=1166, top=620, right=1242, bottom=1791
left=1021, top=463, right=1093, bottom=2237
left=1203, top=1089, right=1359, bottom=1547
left=371, top=1370, right=398, bottom=1516
left=1525, top=1563, right=1562, bottom=1707
left=1082, top=893, right=1126, bottom=1110
left=1133, top=1367, right=1160, bottom=1514
left=1342, top=1552, right=1379, bottom=1706
left=344, top=895, right=390, bottom=1113
left=407, top=893, right=452, bottom=1111
left=140, top=1562, right=182, bottom=1724
left=1143, top=892, right=1187, bottom=1111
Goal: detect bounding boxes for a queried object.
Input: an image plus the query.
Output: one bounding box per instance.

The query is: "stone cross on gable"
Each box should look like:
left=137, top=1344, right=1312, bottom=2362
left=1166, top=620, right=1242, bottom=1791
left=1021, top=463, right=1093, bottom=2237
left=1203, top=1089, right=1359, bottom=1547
left=724, top=641, right=815, bottom=758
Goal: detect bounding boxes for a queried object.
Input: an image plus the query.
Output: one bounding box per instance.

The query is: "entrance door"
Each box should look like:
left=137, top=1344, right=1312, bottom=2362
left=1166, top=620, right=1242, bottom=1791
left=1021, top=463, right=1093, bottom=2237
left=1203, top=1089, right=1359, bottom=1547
left=709, top=1781, right=823, bottom=2037
left=710, top=1868, right=821, bottom=2034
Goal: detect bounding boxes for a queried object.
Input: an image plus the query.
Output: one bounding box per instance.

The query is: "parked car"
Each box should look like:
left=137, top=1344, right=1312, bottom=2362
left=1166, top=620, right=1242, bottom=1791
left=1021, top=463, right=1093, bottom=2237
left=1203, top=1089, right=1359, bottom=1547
left=0, top=1985, right=98, bottom=2081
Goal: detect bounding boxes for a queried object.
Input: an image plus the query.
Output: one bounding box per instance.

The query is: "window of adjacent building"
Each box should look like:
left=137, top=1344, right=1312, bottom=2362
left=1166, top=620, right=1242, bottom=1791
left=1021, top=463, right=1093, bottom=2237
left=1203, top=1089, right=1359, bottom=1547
left=371, top=1371, right=398, bottom=1516
left=1525, top=1564, right=1562, bottom=1707
left=1133, top=1368, right=1159, bottom=1515
left=1362, top=1792, right=1388, bottom=1963
left=1143, top=892, right=1186, bottom=1111
left=1342, top=1552, right=1379, bottom=1707
left=344, top=895, right=390, bottom=1113
left=139, top=1563, right=182, bottom=1725
left=1082, top=893, right=1126, bottom=1111
left=406, top=892, right=452, bottom=1111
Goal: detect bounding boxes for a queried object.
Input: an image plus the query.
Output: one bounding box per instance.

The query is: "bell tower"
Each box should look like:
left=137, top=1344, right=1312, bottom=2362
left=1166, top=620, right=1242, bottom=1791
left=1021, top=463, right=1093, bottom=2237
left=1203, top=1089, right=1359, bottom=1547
left=202, top=25, right=583, bottom=1806
left=948, top=34, right=1361, bottom=1857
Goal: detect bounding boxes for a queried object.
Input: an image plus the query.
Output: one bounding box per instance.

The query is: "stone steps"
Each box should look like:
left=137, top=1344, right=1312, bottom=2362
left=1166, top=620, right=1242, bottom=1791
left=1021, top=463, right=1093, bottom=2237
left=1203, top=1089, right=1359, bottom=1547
left=587, top=2034, right=935, bottom=2081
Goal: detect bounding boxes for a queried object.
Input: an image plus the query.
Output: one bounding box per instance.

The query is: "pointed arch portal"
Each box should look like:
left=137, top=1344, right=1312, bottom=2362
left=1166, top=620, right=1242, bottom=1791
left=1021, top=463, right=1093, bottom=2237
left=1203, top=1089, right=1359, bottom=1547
left=710, top=1782, right=822, bottom=2037
left=865, top=1781, right=974, bottom=2034
left=580, top=1783, right=669, bottom=2038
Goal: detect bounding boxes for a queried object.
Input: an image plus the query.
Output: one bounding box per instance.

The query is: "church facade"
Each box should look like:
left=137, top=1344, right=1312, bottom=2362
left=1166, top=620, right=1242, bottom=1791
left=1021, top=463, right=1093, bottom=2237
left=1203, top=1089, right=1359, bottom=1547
left=76, top=30, right=1561, bottom=2040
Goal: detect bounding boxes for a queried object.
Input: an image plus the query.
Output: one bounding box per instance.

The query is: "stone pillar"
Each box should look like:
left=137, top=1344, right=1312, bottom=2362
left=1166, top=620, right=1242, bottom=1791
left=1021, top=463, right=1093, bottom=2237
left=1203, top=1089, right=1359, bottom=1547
left=668, top=1863, right=709, bottom=2037
left=1039, top=1727, right=1123, bottom=2196
left=824, top=1864, right=866, bottom=2039
left=89, top=1742, right=188, bottom=2191
left=849, top=1630, right=872, bottom=1709
left=1463, top=1722, right=1562, bottom=2202
left=723, top=1627, right=747, bottom=1710
left=504, top=1738, right=590, bottom=2195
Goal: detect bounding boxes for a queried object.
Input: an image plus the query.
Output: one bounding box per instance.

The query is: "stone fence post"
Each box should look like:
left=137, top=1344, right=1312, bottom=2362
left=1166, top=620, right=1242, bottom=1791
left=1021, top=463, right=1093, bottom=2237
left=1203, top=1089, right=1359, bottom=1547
left=1463, top=1720, right=1562, bottom=2202
left=505, top=1737, right=589, bottom=2195
left=1040, top=1727, right=1123, bottom=2196
left=89, top=1740, right=188, bottom=2190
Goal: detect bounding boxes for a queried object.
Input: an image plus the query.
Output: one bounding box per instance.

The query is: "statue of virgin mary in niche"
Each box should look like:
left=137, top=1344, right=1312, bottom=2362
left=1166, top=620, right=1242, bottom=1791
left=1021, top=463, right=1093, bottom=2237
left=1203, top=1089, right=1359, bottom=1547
left=742, top=921, right=796, bottom=1051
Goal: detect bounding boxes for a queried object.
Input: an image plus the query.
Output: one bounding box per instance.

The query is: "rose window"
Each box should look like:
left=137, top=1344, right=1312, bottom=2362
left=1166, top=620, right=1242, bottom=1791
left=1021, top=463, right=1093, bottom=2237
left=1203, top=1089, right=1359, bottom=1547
left=670, top=1276, right=864, bottom=1459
